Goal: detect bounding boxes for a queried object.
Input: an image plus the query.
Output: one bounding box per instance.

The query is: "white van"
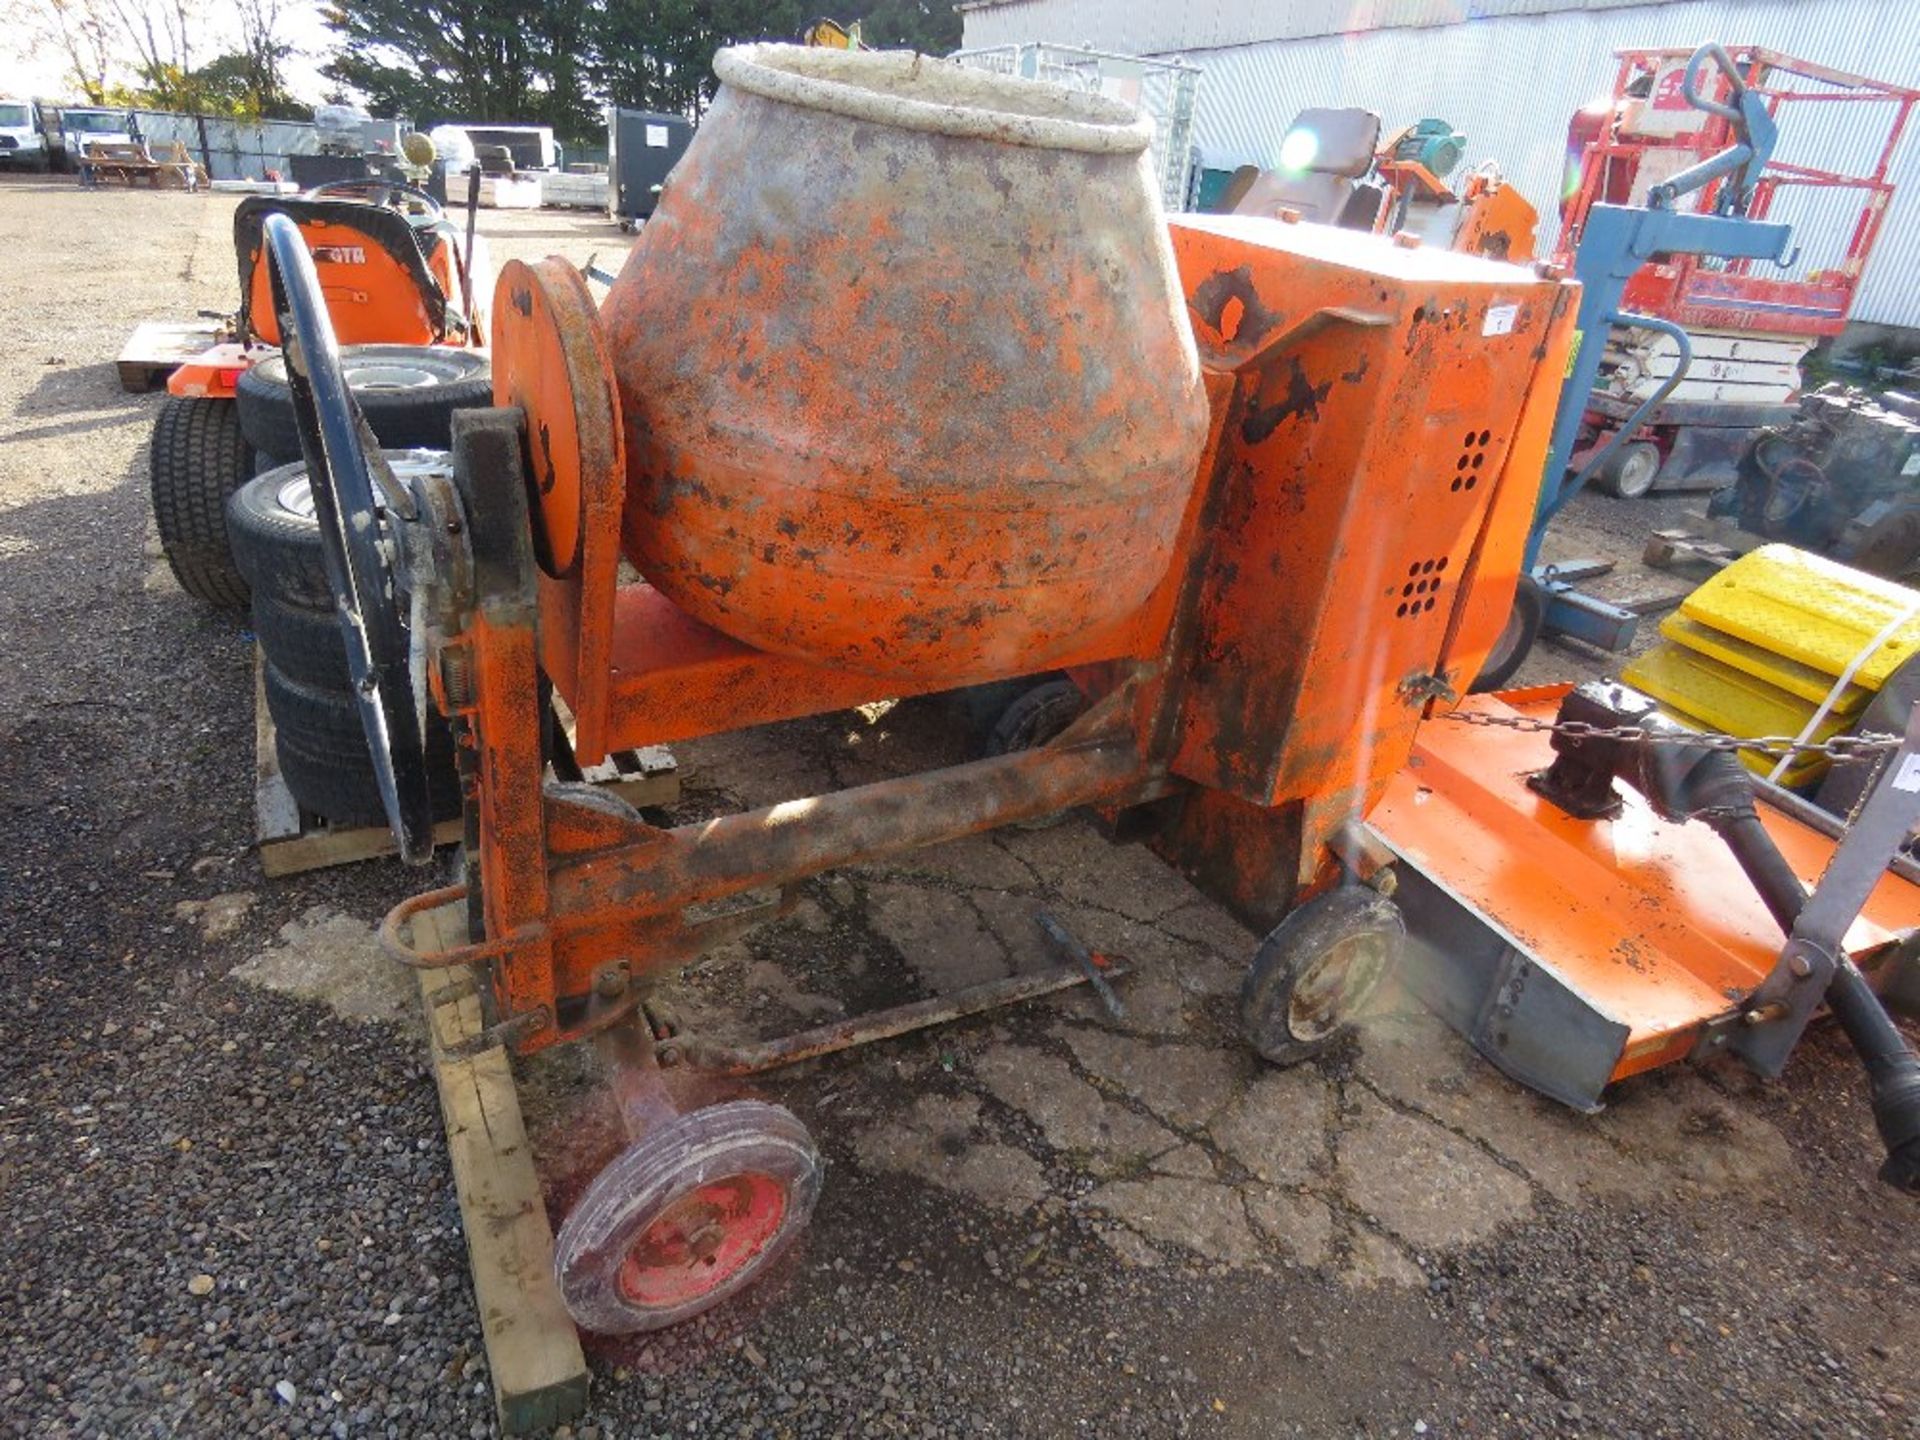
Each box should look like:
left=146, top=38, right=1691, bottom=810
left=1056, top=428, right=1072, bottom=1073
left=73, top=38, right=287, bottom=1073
left=54, top=106, right=140, bottom=171
left=0, top=98, right=49, bottom=171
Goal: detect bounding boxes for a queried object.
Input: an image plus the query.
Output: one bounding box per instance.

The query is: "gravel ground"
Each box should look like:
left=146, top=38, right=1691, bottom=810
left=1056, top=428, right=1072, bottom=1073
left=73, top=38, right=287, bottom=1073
left=0, top=179, right=1914, bottom=1440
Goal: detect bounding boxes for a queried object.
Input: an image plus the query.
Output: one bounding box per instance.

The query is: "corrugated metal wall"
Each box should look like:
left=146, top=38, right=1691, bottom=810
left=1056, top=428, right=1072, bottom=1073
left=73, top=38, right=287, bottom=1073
left=130, top=111, right=322, bottom=182
left=959, top=0, right=1659, bottom=56
left=962, top=0, right=1920, bottom=329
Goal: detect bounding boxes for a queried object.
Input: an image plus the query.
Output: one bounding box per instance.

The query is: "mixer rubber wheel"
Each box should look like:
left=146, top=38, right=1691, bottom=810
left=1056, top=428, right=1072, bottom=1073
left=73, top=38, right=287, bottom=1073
left=149, top=395, right=256, bottom=609
left=553, top=1100, right=822, bottom=1334
left=986, top=678, right=1088, bottom=756
left=236, top=345, right=491, bottom=464
left=1241, top=886, right=1403, bottom=1067
left=985, top=678, right=1089, bottom=829
left=1469, top=575, right=1545, bottom=694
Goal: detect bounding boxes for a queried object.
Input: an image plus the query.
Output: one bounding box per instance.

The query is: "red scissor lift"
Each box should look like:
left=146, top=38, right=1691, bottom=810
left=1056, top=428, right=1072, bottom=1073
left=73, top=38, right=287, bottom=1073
left=1554, top=46, right=1918, bottom=496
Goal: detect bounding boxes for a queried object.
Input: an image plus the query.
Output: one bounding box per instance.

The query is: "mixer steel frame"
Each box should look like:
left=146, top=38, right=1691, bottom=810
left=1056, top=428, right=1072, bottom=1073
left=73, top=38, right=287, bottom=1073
left=380, top=219, right=1581, bottom=1063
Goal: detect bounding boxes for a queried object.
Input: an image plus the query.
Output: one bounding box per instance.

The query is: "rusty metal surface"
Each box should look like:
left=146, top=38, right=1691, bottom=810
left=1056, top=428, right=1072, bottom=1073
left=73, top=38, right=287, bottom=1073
left=491, top=257, right=626, bottom=763
left=412, top=183, right=1589, bottom=1063
left=1161, top=218, right=1574, bottom=829
left=664, top=961, right=1129, bottom=1077
left=598, top=45, right=1208, bottom=684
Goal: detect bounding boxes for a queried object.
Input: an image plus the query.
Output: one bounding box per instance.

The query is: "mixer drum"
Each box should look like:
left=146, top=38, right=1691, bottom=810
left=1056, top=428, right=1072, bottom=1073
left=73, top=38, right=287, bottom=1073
left=601, top=44, right=1208, bottom=682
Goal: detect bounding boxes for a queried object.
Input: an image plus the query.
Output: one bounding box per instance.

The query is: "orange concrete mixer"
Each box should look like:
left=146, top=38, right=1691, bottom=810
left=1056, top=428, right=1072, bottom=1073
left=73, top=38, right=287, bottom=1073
left=248, top=40, right=1919, bottom=1364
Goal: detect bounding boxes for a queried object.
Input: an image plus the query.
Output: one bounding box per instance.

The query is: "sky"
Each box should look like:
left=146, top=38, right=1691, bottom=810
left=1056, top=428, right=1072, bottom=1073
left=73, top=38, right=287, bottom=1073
left=5, top=2, right=340, bottom=105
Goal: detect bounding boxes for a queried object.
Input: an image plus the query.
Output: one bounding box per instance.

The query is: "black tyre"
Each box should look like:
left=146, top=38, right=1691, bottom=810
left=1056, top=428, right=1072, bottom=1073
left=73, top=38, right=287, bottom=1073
left=1469, top=574, right=1546, bottom=694
left=263, top=661, right=461, bottom=826
left=1241, top=886, right=1403, bottom=1067
left=149, top=396, right=256, bottom=607
left=984, top=678, right=1089, bottom=829
left=985, top=678, right=1088, bottom=756
left=228, top=454, right=452, bottom=611
left=236, top=345, right=491, bottom=463
left=1595, top=440, right=1661, bottom=499
left=228, top=462, right=331, bottom=608
left=251, top=589, right=351, bottom=690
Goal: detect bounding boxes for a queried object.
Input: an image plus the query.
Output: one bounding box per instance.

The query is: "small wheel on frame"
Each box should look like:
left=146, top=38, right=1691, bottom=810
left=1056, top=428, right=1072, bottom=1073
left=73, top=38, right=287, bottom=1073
left=1241, top=886, right=1404, bottom=1067
left=553, top=1100, right=823, bottom=1334
left=983, top=677, right=1088, bottom=829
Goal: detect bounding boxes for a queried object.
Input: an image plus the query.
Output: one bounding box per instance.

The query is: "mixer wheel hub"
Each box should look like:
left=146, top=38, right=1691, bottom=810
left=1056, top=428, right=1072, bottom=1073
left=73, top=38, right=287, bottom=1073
left=553, top=1100, right=822, bottom=1333
left=1241, top=886, right=1403, bottom=1066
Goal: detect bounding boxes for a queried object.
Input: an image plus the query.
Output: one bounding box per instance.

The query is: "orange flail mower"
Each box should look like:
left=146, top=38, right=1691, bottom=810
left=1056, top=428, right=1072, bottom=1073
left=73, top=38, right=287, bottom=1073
left=257, top=46, right=1918, bottom=1336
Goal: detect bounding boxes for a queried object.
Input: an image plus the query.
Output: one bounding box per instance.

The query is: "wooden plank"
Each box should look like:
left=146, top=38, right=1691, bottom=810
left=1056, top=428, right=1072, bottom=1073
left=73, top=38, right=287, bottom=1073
left=253, top=654, right=304, bottom=847
left=117, top=319, right=222, bottom=393
left=415, top=904, right=589, bottom=1436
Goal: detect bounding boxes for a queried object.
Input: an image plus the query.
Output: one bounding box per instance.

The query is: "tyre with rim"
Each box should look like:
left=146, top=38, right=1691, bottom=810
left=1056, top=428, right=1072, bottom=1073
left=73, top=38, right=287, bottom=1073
left=1241, top=885, right=1403, bottom=1066
left=1595, top=439, right=1662, bottom=500
left=236, top=345, right=490, bottom=463
left=149, top=395, right=257, bottom=608
left=228, top=453, right=452, bottom=610
left=554, top=1100, right=823, bottom=1334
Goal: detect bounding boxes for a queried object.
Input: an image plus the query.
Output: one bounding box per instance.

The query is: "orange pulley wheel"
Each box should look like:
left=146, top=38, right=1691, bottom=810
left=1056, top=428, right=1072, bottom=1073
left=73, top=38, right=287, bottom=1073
left=490, top=257, right=625, bottom=579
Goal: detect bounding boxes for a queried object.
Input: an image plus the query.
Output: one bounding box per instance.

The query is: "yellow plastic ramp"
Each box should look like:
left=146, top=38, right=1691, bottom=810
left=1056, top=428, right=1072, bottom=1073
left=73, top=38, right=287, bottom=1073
left=1678, top=544, right=1920, bottom=691
left=1622, top=643, right=1843, bottom=788
left=1657, top=612, right=1874, bottom=714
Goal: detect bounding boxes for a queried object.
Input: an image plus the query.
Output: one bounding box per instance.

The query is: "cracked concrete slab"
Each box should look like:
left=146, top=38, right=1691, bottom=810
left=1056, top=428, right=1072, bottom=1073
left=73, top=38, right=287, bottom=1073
left=852, top=1093, right=1048, bottom=1217
left=969, top=1044, right=1180, bottom=1174
left=1344, top=1227, right=1426, bottom=1289
left=1244, top=1187, right=1335, bottom=1268
left=1055, top=1024, right=1247, bottom=1126
left=854, top=834, right=1034, bottom=892
left=229, top=906, right=414, bottom=1027
left=996, top=819, right=1203, bottom=922
left=865, top=881, right=1009, bottom=990
left=1083, top=1176, right=1262, bottom=1266
left=1354, top=1014, right=1645, bottom=1203
left=1336, top=1093, right=1534, bottom=1252
left=1208, top=1068, right=1332, bottom=1187
left=1151, top=1143, right=1219, bottom=1180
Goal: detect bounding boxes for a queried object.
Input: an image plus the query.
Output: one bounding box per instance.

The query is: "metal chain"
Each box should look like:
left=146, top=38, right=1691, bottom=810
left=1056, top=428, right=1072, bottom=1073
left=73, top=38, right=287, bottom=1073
left=1437, top=708, right=1904, bottom=761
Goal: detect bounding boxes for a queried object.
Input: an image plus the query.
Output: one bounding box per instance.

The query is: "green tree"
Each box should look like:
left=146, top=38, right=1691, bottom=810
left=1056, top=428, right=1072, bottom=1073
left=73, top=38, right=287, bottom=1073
left=322, top=0, right=967, bottom=143
left=322, top=0, right=594, bottom=134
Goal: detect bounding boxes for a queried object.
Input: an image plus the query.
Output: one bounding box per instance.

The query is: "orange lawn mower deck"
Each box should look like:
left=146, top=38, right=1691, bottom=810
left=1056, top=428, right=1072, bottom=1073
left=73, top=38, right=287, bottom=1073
left=257, top=46, right=1920, bottom=1339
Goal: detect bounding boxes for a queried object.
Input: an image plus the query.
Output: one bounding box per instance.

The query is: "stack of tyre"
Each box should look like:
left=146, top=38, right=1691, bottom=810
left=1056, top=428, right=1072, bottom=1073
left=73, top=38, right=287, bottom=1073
left=149, top=344, right=492, bottom=826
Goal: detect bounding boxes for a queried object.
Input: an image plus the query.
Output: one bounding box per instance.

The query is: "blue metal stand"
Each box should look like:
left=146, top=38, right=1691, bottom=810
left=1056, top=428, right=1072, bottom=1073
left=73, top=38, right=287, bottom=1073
left=1523, top=44, right=1797, bottom=651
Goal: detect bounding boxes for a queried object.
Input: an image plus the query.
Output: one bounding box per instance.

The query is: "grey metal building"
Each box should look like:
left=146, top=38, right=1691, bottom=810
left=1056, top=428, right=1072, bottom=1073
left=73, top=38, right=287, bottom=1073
left=958, top=0, right=1920, bottom=332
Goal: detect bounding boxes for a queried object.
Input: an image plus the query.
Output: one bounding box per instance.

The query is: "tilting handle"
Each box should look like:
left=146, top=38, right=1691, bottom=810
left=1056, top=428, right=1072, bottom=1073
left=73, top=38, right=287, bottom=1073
left=1650, top=43, right=1777, bottom=216
left=260, top=212, right=438, bottom=862
left=1680, top=42, right=1747, bottom=122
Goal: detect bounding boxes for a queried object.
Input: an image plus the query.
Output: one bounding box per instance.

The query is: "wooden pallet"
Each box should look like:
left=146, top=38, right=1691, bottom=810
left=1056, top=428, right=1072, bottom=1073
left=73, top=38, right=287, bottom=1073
left=117, top=319, right=224, bottom=392
left=1643, top=514, right=1761, bottom=579
left=255, top=656, right=680, bottom=876
left=415, top=903, right=590, bottom=1434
